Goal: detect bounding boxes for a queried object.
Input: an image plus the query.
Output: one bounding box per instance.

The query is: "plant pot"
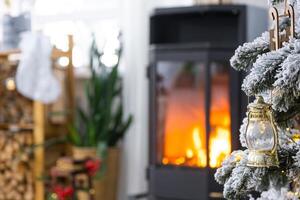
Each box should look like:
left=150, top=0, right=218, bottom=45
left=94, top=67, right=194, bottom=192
left=72, top=146, right=97, bottom=160
left=92, top=147, right=120, bottom=200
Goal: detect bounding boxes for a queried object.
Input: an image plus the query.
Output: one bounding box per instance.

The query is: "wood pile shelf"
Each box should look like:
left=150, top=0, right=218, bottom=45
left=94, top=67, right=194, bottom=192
left=0, top=123, right=34, bottom=131
left=0, top=35, right=75, bottom=200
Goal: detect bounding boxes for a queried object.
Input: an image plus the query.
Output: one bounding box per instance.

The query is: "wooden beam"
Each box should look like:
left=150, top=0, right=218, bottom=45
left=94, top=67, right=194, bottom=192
left=33, top=101, right=45, bottom=200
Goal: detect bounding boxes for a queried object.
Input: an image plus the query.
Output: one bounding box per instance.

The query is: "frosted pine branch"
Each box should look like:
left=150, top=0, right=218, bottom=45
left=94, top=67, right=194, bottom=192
left=215, top=150, right=244, bottom=185
left=216, top=1, right=300, bottom=198
left=296, top=0, right=300, bottom=33
left=241, top=39, right=298, bottom=96
left=230, top=32, right=270, bottom=71
left=254, top=187, right=298, bottom=200
left=242, top=51, right=287, bottom=95
left=273, top=53, right=300, bottom=111
left=268, top=0, right=296, bottom=5
left=230, top=20, right=291, bottom=72
left=215, top=150, right=286, bottom=199
left=222, top=163, right=271, bottom=199
left=239, top=117, right=248, bottom=148
left=222, top=154, right=251, bottom=199
left=268, top=0, right=285, bottom=4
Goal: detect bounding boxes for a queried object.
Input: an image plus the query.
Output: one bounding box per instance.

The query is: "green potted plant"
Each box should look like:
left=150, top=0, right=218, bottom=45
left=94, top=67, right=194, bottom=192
left=68, top=36, right=132, bottom=199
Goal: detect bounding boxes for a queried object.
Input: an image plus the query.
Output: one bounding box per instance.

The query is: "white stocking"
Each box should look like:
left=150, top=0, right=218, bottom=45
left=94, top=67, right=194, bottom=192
left=16, top=32, right=61, bottom=104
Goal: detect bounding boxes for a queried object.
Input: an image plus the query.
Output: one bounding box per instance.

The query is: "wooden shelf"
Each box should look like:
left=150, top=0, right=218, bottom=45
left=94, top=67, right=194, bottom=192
left=0, top=49, right=21, bottom=57
left=0, top=47, right=70, bottom=60
left=0, top=123, right=34, bottom=131
left=0, top=35, right=75, bottom=200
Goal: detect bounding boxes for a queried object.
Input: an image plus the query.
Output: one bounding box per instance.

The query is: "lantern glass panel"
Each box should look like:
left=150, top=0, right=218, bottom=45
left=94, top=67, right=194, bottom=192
left=246, top=120, right=275, bottom=151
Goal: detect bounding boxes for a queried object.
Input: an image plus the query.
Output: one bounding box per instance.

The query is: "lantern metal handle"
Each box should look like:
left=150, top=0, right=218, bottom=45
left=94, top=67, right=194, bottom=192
left=267, top=110, right=279, bottom=154
left=245, top=111, right=251, bottom=149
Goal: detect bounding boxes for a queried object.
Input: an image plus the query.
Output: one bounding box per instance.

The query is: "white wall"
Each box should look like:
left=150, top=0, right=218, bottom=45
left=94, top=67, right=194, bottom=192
left=234, top=0, right=268, bottom=7
left=154, top=0, right=269, bottom=7
left=118, top=0, right=152, bottom=199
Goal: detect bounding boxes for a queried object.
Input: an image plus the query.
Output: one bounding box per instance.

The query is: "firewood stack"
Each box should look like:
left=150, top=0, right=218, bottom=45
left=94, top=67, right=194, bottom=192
left=0, top=63, right=35, bottom=199
left=0, top=131, right=34, bottom=200
left=0, top=35, right=74, bottom=200
left=0, top=64, right=33, bottom=124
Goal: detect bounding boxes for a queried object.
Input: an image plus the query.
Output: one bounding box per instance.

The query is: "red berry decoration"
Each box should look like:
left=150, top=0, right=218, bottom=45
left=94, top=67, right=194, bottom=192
left=85, top=159, right=101, bottom=176
left=53, top=186, right=74, bottom=200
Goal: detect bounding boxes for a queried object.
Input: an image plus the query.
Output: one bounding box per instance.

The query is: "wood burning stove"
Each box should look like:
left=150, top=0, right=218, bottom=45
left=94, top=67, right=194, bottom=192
left=148, top=5, right=268, bottom=200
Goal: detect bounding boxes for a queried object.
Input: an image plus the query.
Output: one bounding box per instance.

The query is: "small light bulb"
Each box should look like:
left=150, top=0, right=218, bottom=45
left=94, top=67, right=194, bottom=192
left=259, top=121, right=266, bottom=134
left=5, top=78, right=16, bottom=91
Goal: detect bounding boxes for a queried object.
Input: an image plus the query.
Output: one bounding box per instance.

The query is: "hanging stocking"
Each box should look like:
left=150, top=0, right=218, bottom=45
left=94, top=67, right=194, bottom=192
left=16, top=32, right=61, bottom=104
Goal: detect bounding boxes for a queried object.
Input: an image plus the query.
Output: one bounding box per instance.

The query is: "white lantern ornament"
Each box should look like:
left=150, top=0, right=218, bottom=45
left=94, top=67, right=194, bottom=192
left=245, top=96, right=279, bottom=168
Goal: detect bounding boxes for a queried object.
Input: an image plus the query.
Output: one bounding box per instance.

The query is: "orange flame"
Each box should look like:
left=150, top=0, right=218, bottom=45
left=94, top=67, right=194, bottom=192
left=209, top=127, right=231, bottom=168
left=192, top=127, right=207, bottom=167
left=163, top=122, right=231, bottom=168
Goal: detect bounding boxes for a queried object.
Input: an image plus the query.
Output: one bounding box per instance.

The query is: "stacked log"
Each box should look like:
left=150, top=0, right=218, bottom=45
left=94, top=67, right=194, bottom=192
left=0, top=64, right=33, bottom=124
left=0, top=131, right=34, bottom=200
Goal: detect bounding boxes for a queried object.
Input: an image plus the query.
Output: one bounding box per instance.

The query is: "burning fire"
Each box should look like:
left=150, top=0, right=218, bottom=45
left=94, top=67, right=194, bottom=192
left=183, top=125, right=230, bottom=168
left=208, top=72, right=232, bottom=168
left=191, top=127, right=207, bottom=167
left=163, top=124, right=230, bottom=168
left=178, top=127, right=208, bottom=168
left=209, top=127, right=231, bottom=168
left=162, top=71, right=231, bottom=168
left=162, top=105, right=231, bottom=168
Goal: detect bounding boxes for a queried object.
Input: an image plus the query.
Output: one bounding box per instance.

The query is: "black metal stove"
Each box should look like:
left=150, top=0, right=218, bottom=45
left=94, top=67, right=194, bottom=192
left=147, top=5, right=267, bottom=200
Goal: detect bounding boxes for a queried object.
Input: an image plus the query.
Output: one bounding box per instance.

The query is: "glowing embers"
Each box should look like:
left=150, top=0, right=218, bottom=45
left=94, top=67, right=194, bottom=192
left=162, top=126, right=207, bottom=167
left=162, top=115, right=231, bottom=168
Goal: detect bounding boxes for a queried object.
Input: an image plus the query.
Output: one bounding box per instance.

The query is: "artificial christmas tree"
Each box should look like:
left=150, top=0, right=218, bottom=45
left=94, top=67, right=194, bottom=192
left=215, top=0, right=300, bottom=199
